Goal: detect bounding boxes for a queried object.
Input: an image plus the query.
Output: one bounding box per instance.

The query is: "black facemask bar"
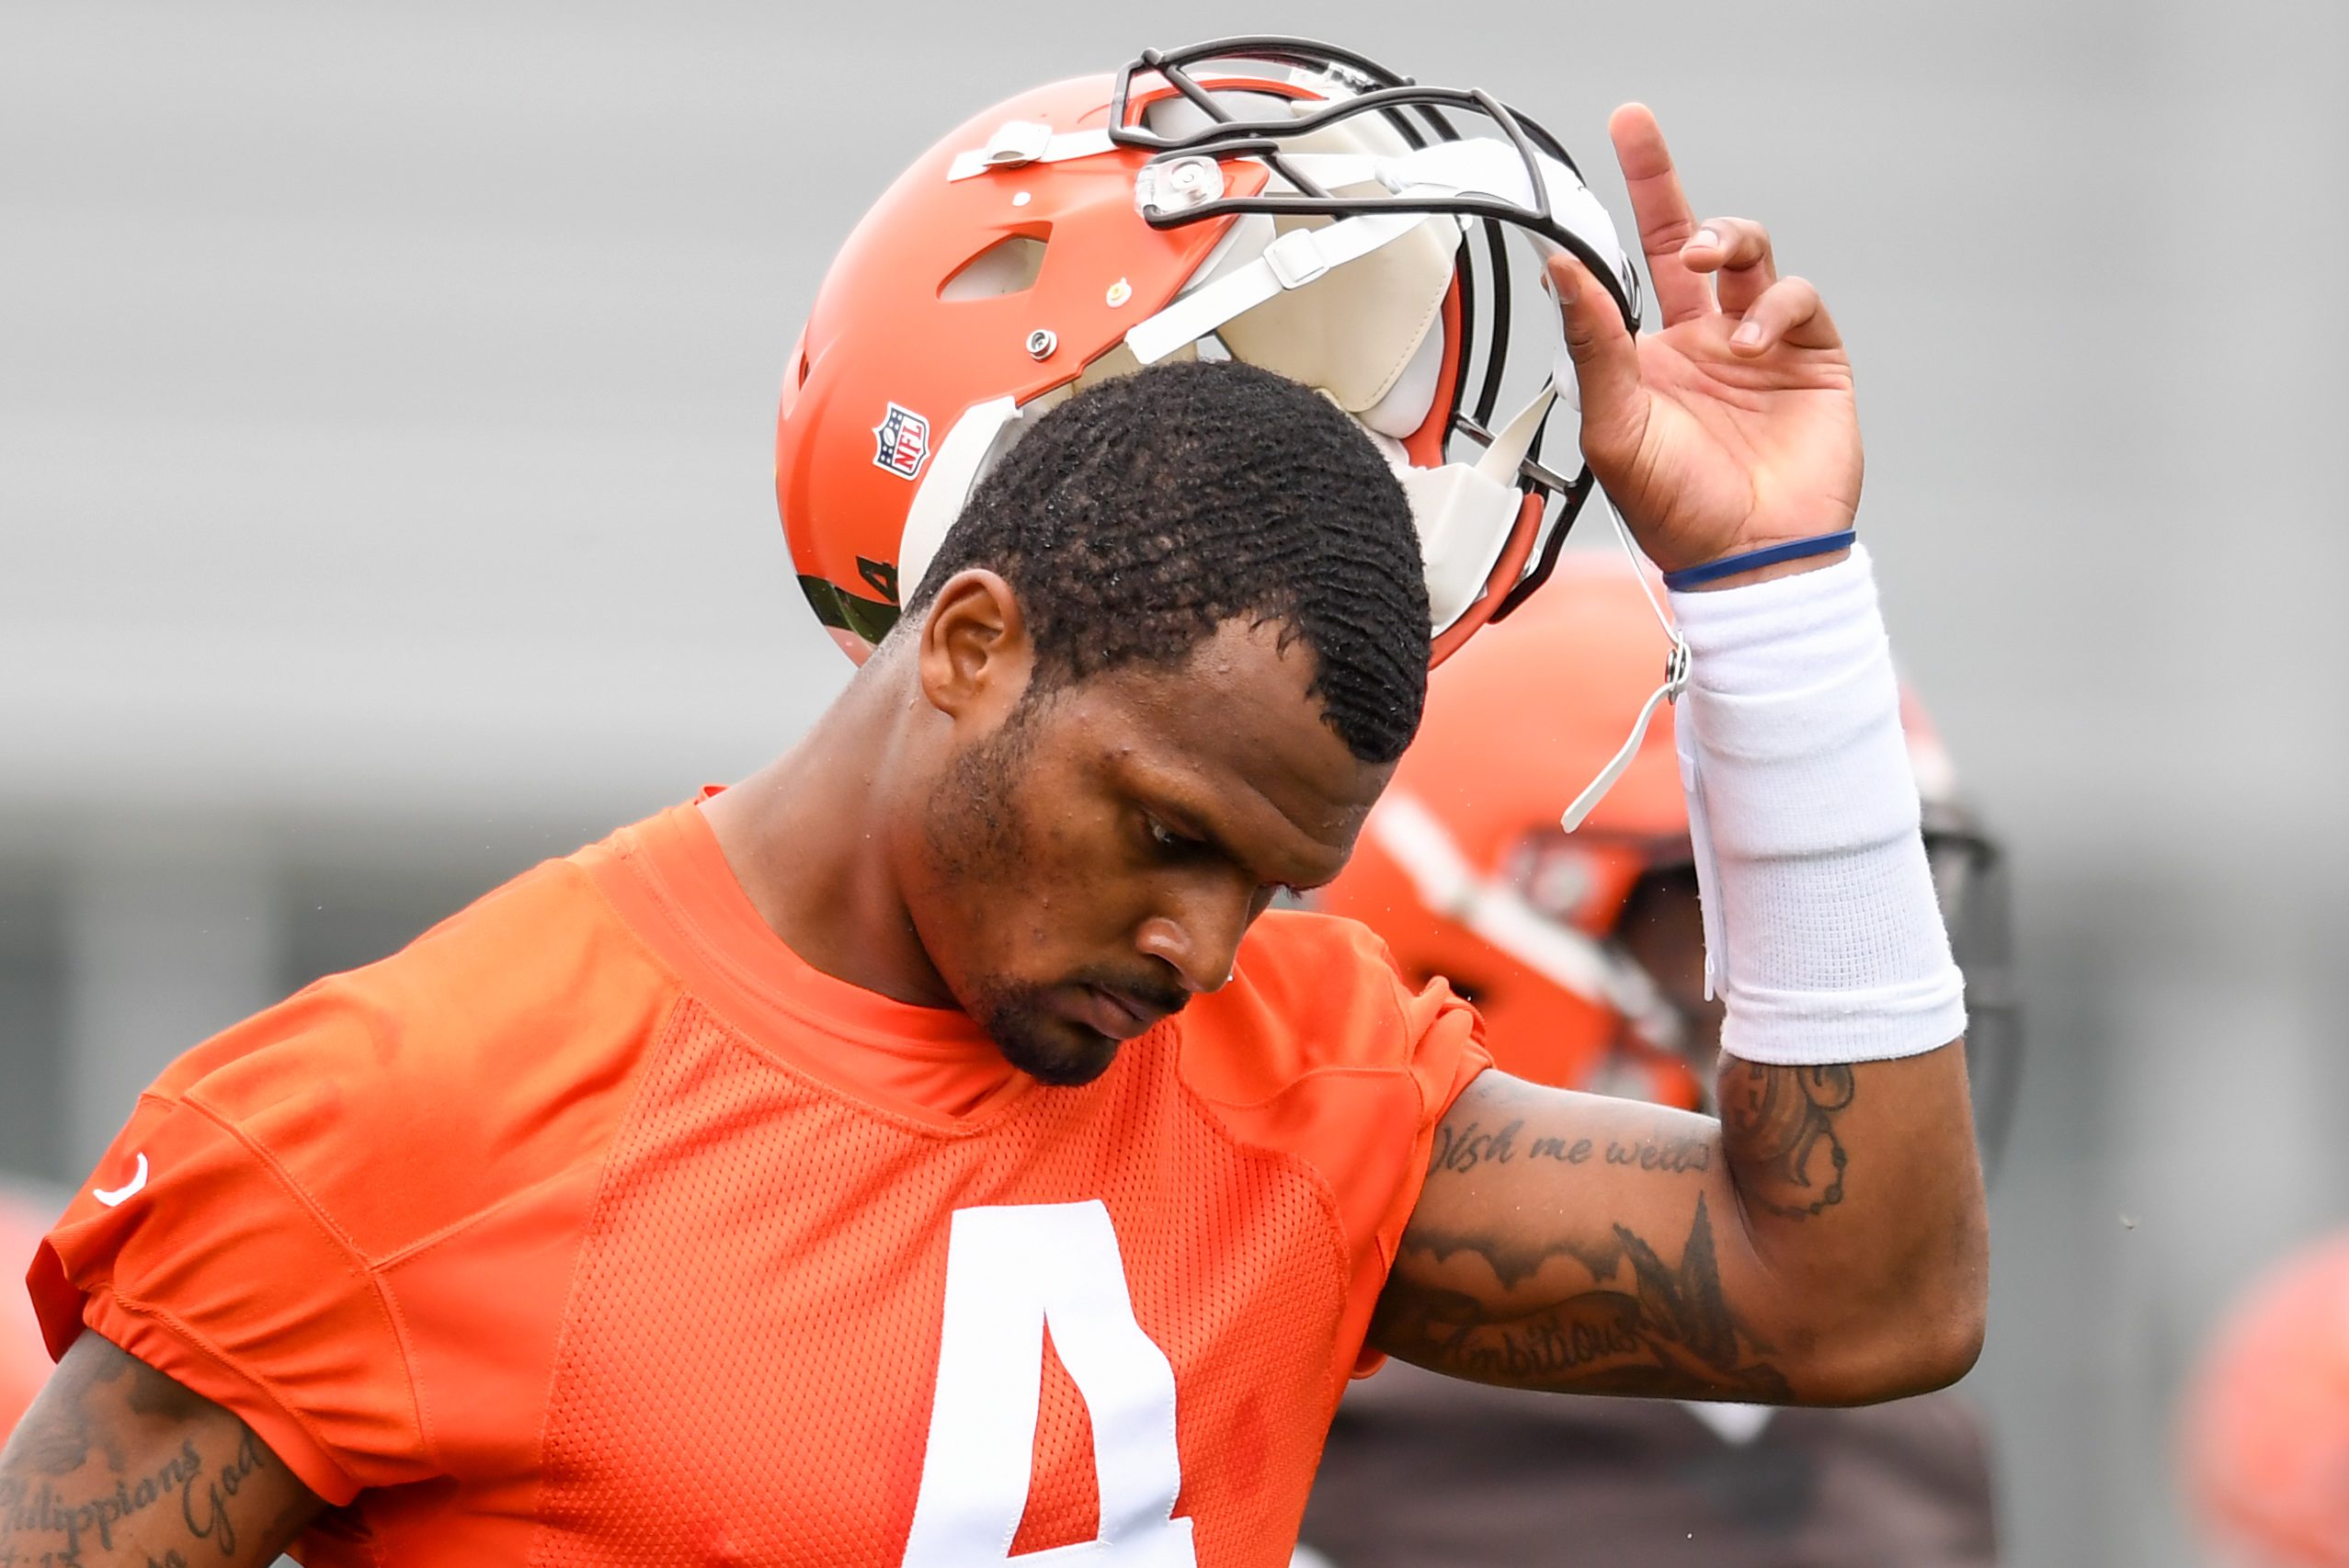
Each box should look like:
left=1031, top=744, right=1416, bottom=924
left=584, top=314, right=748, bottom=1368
left=1923, top=824, right=2024, bottom=1182
left=1107, top=36, right=1648, bottom=624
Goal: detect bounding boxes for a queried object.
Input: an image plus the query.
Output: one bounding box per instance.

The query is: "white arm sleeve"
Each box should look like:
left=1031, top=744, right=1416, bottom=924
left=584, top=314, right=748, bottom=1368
left=1670, top=544, right=1967, bottom=1066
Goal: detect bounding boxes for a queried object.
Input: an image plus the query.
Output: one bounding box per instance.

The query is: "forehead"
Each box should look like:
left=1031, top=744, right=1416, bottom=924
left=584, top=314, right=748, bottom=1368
left=1049, top=619, right=1390, bottom=876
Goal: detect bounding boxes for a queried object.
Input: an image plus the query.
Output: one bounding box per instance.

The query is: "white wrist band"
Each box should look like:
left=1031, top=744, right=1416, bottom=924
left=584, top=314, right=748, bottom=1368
left=1670, top=544, right=1966, bottom=1066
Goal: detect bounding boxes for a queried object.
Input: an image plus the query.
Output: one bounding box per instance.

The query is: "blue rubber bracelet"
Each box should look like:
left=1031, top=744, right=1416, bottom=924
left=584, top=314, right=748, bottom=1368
left=1660, top=529, right=1857, bottom=591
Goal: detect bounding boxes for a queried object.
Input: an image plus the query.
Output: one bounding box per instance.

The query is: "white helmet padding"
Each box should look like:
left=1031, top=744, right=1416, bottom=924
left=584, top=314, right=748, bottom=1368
left=1122, top=130, right=1624, bottom=636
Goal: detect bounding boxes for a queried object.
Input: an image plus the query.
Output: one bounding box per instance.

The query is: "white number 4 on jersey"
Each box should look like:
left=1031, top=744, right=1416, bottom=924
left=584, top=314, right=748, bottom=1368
left=901, top=1201, right=1196, bottom=1568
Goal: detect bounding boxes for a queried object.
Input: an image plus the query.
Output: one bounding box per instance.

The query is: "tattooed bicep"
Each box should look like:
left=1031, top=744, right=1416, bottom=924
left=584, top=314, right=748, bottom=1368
left=0, top=1331, right=324, bottom=1566
left=1374, top=1072, right=1794, bottom=1400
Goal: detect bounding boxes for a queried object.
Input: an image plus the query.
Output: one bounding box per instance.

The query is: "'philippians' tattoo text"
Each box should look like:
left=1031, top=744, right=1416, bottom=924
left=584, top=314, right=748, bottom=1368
left=0, top=1335, right=315, bottom=1567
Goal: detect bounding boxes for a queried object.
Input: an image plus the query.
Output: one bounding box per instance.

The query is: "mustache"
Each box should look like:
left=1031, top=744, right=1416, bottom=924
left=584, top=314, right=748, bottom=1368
left=1066, top=966, right=1192, bottom=1019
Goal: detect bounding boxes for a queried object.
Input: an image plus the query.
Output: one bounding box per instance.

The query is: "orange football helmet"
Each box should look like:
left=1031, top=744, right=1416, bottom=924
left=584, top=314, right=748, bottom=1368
left=776, top=37, right=1642, bottom=665
left=1317, top=553, right=2020, bottom=1141
left=2181, top=1233, right=2349, bottom=1567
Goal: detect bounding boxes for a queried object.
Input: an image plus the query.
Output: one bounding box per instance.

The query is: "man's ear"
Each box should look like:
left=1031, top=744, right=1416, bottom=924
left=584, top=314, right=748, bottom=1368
left=915, top=569, right=1032, bottom=721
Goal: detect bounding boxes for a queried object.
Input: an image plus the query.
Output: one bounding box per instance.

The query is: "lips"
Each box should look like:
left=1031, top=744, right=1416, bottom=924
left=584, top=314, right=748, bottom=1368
left=1077, top=984, right=1169, bottom=1041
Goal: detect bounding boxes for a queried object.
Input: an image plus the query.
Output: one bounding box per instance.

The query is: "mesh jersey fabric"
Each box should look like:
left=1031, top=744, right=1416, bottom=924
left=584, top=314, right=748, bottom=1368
left=29, top=801, right=1488, bottom=1567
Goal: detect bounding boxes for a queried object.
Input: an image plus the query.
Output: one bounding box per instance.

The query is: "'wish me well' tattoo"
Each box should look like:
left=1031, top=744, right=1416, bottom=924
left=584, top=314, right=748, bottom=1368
left=1433, top=1116, right=1715, bottom=1179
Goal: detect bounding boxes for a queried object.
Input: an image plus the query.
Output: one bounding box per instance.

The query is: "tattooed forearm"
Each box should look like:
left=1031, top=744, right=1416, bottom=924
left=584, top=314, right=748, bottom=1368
left=1719, top=1061, right=1857, bottom=1219
left=1376, top=1195, right=1791, bottom=1401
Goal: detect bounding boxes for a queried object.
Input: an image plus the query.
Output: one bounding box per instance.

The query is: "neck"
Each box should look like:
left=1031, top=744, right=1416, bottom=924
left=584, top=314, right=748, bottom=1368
left=701, top=654, right=958, bottom=1010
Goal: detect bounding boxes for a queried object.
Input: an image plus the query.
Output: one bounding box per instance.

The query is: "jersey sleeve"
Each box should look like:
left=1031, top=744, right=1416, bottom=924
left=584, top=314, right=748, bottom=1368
left=29, top=994, right=431, bottom=1506
left=1184, top=912, right=1492, bottom=1382
left=1346, top=962, right=1488, bottom=1376
left=27, top=854, right=671, bottom=1510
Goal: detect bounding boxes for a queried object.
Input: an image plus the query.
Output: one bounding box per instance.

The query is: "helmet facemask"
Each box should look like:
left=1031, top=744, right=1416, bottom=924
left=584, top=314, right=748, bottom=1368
left=1106, top=37, right=1643, bottom=661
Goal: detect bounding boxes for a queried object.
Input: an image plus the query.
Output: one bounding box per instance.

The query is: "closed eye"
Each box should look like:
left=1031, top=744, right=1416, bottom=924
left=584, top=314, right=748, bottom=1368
left=1141, top=810, right=1309, bottom=905
left=1146, top=815, right=1209, bottom=858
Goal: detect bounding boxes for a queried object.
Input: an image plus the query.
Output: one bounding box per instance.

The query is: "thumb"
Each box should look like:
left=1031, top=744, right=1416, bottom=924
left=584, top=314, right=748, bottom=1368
left=1545, top=253, right=1645, bottom=462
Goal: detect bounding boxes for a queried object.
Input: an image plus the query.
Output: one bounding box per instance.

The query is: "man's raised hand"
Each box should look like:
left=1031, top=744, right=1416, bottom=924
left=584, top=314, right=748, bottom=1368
left=1552, top=104, right=1862, bottom=582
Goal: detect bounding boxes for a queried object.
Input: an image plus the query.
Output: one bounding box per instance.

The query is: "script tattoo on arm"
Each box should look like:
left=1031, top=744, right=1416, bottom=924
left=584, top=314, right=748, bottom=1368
left=1384, top=1047, right=1979, bottom=1403
left=0, top=1332, right=322, bottom=1567
left=1719, top=1061, right=1857, bottom=1220
left=1373, top=1073, right=1797, bottom=1401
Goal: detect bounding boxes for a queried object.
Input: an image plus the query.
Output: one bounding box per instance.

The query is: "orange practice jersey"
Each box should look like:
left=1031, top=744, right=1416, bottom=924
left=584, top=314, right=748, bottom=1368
left=29, top=801, right=1488, bottom=1566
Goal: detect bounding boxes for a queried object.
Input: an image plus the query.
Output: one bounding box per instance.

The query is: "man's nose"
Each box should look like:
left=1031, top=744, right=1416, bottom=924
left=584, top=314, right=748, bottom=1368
left=1135, top=884, right=1255, bottom=994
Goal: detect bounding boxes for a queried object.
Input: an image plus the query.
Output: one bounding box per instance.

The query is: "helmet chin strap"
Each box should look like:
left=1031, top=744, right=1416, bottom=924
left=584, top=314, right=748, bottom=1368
left=1558, top=502, right=1691, bottom=832
left=1368, top=790, right=1684, bottom=1052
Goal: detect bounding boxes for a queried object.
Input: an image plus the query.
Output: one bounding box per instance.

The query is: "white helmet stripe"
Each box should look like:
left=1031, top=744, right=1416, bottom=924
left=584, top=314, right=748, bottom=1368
left=946, top=124, right=1117, bottom=182
left=895, top=397, right=1025, bottom=607
left=1370, top=790, right=1684, bottom=1047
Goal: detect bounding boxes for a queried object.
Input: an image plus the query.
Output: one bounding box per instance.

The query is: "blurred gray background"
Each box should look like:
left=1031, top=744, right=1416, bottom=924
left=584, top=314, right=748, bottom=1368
left=5, top=2, right=2344, bottom=1562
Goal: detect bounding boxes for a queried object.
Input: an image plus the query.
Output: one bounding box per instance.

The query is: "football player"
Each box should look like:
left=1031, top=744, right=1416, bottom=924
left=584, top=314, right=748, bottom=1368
left=3, top=41, right=1988, bottom=1567
left=1299, top=557, right=2012, bottom=1567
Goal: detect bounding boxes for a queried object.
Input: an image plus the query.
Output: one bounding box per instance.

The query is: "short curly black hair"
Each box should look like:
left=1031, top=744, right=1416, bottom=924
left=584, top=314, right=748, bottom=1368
left=903, top=359, right=1429, bottom=764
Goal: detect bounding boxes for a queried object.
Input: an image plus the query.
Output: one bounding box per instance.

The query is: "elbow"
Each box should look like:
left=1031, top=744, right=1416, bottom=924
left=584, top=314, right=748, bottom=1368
left=1814, top=1187, right=1991, bottom=1403
left=1796, top=1264, right=1989, bottom=1404
left=1910, top=1213, right=1993, bottom=1392
left=1904, top=1291, right=1988, bottom=1394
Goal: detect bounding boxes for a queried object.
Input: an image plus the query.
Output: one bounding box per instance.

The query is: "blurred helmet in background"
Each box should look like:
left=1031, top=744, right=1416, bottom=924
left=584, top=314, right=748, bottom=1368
left=1317, top=552, right=1702, bottom=1103
left=2180, top=1233, right=2349, bottom=1568
left=1315, top=554, right=2023, bottom=1160
left=0, top=1184, right=63, bottom=1441
left=776, top=36, right=1641, bottom=666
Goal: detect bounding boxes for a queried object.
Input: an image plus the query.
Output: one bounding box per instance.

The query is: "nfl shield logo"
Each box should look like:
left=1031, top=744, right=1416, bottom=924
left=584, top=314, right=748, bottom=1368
left=872, top=403, right=931, bottom=480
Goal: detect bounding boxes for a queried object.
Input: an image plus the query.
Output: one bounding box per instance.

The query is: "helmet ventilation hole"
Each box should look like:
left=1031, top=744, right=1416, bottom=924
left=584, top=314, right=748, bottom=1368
left=938, top=232, right=1050, bottom=301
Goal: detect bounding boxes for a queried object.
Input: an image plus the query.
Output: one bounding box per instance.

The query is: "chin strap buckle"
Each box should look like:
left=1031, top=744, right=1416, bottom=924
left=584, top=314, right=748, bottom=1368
left=1260, top=227, right=1332, bottom=290
left=1558, top=636, right=1689, bottom=833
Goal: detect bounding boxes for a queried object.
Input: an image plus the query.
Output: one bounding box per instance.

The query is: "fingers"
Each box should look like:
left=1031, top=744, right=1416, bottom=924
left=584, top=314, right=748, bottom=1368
left=1678, top=216, right=1777, bottom=317
left=1605, top=104, right=1830, bottom=360
left=1725, top=275, right=1843, bottom=358
left=1609, top=103, right=1711, bottom=327
left=1546, top=253, right=1647, bottom=459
